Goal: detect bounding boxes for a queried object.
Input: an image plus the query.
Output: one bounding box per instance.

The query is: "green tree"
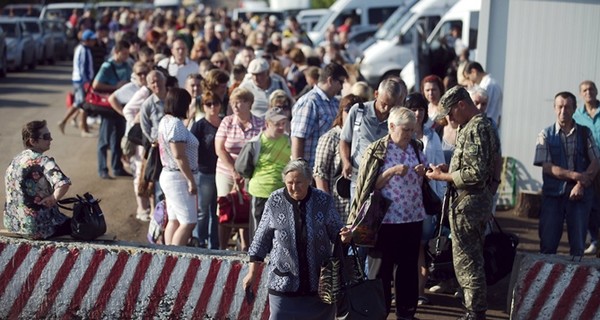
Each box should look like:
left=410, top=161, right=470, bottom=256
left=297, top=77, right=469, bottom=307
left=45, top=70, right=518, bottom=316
left=311, top=0, right=336, bottom=9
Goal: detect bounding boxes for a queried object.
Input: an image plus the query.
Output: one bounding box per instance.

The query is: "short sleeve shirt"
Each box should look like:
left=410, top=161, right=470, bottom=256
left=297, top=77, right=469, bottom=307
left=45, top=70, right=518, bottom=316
left=291, top=86, right=339, bottom=168
left=158, top=115, right=199, bottom=172
left=4, top=150, right=71, bottom=239
left=247, top=134, right=291, bottom=198
left=95, top=59, right=131, bottom=86
left=340, top=101, right=389, bottom=181
left=215, top=115, right=264, bottom=177
left=380, top=141, right=426, bottom=224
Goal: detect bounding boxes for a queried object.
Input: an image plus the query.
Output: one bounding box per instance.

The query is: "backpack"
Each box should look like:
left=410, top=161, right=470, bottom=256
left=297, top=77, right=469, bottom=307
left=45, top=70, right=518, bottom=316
left=147, top=200, right=168, bottom=244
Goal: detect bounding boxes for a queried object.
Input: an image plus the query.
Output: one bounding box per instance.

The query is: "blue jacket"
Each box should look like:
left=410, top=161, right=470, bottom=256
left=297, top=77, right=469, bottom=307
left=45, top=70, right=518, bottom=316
left=248, top=187, right=342, bottom=295
left=542, top=124, right=590, bottom=196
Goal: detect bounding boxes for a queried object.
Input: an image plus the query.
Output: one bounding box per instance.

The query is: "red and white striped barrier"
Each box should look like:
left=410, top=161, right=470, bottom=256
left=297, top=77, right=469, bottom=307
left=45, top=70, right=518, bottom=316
left=510, top=253, right=600, bottom=320
left=0, top=237, right=270, bottom=319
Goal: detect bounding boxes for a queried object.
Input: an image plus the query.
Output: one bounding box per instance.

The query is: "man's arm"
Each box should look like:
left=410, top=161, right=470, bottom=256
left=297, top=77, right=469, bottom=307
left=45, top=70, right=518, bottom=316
left=340, top=140, right=352, bottom=179
left=291, top=137, right=305, bottom=160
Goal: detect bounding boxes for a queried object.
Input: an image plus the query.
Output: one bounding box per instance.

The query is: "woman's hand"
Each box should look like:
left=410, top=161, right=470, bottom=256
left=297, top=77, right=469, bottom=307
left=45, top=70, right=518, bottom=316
left=36, top=194, right=57, bottom=208
left=188, top=180, right=198, bottom=195
left=339, top=226, right=352, bottom=244
left=414, top=164, right=427, bottom=177
left=393, top=164, right=409, bottom=177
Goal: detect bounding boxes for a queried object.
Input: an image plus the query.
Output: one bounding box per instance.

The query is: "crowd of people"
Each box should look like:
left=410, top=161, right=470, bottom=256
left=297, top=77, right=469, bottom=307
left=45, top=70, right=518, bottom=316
left=3, top=4, right=600, bottom=320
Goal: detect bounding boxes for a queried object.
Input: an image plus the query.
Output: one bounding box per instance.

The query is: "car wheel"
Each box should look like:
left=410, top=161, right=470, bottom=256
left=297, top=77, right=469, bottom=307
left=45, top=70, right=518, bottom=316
left=29, top=52, right=37, bottom=70
left=16, top=52, right=25, bottom=71
left=0, top=50, right=6, bottom=78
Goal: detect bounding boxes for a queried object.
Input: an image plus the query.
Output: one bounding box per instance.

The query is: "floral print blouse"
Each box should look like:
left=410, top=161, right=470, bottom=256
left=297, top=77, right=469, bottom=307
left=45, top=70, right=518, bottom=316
left=4, top=149, right=71, bottom=239
left=380, top=141, right=426, bottom=224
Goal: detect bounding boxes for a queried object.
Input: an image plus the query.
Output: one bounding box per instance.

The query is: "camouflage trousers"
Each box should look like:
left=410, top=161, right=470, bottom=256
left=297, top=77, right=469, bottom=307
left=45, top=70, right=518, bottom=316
left=449, top=192, right=493, bottom=313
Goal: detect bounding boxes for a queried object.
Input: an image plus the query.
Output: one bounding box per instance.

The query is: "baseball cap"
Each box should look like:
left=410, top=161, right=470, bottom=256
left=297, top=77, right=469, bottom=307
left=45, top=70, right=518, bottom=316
left=265, top=107, right=287, bottom=123
left=436, top=85, right=470, bottom=120
left=247, top=58, right=270, bottom=74
left=81, top=29, right=97, bottom=41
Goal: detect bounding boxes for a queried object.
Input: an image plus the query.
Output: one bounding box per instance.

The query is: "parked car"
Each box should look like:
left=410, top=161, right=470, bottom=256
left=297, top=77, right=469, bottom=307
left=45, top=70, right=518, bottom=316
left=21, top=17, right=55, bottom=65
left=0, top=17, right=36, bottom=71
left=0, top=25, right=6, bottom=77
left=43, top=19, right=71, bottom=61
left=40, top=2, right=91, bottom=21
left=1, top=4, right=43, bottom=18
left=297, top=8, right=328, bottom=32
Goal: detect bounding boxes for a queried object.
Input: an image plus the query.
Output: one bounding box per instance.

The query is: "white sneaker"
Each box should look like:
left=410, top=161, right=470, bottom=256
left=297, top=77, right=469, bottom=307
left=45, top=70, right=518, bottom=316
left=429, top=281, right=451, bottom=294
left=584, top=243, right=597, bottom=255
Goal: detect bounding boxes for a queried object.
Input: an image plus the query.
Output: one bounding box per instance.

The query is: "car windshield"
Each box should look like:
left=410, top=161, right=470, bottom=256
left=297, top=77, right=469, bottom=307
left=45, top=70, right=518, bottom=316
left=312, top=10, right=334, bottom=33
left=383, top=11, right=415, bottom=41
left=23, top=21, right=40, bottom=33
left=0, top=23, right=16, bottom=37
left=375, top=6, right=410, bottom=39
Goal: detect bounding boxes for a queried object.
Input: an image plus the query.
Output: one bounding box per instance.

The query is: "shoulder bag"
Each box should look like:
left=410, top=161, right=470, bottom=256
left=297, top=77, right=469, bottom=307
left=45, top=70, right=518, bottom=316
left=336, top=241, right=387, bottom=320
left=82, top=63, right=121, bottom=118
left=484, top=216, right=519, bottom=285
left=138, top=143, right=162, bottom=197
left=234, top=140, right=256, bottom=179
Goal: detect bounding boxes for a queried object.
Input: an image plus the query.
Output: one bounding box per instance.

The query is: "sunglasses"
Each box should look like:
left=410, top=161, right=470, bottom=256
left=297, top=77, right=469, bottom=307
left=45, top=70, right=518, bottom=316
left=38, top=133, right=52, bottom=140
left=136, top=72, right=147, bottom=77
left=212, top=60, right=225, bottom=64
left=204, top=102, right=220, bottom=107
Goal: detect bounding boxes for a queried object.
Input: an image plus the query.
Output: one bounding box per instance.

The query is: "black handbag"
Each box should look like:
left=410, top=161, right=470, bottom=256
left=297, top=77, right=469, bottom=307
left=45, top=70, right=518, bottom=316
left=484, top=216, right=519, bottom=285
left=234, top=139, right=255, bottom=179
left=127, top=123, right=144, bottom=146
left=411, top=139, right=442, bottom=215
left=58, top=192, right=107, bottom=241
left=336, top=242, right=387, bottom=320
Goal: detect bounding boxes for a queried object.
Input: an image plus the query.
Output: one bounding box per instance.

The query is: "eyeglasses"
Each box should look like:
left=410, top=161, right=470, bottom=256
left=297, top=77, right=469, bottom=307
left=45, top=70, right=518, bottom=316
left=204, top=101, right=219, bottom=107
left=39, top=133, right=52, bottom=140
left=212, top=60, right=225, bottom=65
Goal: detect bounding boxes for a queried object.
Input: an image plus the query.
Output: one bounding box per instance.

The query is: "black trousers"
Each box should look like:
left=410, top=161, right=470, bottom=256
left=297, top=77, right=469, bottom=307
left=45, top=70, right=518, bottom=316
left=368, top=221, right=423, bottom=319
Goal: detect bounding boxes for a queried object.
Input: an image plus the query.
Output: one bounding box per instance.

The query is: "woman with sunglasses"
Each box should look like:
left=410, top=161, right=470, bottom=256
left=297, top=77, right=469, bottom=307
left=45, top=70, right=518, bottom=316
left=190, top=91, right=223, bottom=249
left=4, top=120, right=72, bottom=239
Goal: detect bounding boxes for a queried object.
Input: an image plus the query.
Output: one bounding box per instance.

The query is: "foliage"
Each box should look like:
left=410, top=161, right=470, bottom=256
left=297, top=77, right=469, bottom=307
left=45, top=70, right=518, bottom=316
left=311, top=0, right=336, bottom=9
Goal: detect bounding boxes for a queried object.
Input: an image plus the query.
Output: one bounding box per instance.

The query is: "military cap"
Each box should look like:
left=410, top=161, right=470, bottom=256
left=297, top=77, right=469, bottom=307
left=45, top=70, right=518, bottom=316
left=436, top=85, right=470, bottom=120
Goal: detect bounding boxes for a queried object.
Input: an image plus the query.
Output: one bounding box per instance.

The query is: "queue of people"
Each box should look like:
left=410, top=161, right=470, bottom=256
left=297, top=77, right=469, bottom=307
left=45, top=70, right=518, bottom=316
left=4, top=4, right=600, bottom=320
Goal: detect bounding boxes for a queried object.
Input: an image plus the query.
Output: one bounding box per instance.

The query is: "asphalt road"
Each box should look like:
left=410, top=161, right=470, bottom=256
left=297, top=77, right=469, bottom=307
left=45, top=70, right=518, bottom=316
left=0, top=62, right=575, bottom=320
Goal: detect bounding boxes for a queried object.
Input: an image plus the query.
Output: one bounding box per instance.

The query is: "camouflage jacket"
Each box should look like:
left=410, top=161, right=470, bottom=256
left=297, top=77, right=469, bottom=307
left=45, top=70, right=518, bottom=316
left=450, top=114, right=501, bottom=191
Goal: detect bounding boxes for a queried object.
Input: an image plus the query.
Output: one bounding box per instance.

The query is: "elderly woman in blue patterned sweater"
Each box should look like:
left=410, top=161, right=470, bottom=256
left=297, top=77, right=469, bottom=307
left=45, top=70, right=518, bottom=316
left=242, top=159, right=351, bottom=320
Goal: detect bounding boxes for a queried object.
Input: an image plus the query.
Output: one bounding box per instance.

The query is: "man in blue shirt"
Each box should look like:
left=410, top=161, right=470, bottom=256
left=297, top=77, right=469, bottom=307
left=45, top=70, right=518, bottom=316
left=573, top=80, right=600, bottom=255
left=92, top=40, right=132, bottom=179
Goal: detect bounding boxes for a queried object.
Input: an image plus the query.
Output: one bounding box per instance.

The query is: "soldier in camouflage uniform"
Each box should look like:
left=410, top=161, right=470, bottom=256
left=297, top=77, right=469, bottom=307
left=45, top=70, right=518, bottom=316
left=426, top=86, right=501, bottom=320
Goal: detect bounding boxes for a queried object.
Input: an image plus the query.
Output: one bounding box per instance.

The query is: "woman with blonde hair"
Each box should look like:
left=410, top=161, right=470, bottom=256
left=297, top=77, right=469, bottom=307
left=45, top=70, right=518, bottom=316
left=349, top=107, right=427, bottom=319
left=210, top=51, right=232, bottom=73
left=215, top=87, right=264, bottom=250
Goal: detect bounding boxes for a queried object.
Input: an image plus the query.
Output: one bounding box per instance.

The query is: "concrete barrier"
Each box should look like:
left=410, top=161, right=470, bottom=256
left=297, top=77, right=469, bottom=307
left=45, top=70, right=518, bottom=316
left=509, top=253, right=600, bottom=320
left=0, top=236, right=270, bottom=319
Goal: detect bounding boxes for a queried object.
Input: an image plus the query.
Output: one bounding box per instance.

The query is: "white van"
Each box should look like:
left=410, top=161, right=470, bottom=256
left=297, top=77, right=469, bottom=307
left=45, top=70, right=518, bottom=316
left=359, top=0, right=457, bottom=87
left=297, top=8, right=329, bottom=32
left=400, top=0, right=481, bottom=91
left=307, top=0, right=407, bottom=46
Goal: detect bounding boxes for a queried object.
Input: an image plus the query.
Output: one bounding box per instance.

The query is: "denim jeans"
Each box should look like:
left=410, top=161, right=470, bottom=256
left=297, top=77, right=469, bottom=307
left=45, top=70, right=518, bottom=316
left=193, top=172, right=219, bottom=249
left=539, top=189, right=592, bottom=256
left=97, top=116, right=126, bottom=176
left=587, top=196, right=600, bottom=245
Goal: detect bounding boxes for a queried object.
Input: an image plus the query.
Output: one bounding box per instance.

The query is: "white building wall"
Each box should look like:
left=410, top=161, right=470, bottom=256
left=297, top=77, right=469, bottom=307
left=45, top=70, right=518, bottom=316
left=479, top=0, right=600, bottom=192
